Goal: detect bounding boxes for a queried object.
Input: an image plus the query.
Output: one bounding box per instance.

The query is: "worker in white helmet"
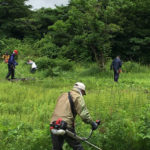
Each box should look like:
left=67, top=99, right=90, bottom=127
left=50, top=82, right=98, bottom=150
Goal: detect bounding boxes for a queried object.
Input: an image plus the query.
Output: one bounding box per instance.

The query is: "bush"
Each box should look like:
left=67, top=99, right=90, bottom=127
left=33, top=34, right=60, bottom=58
left=137, top=106, right=150, bottom=150
left=35, top=57, right=51, bottom=70
left=0, top=38, right=21, bottom=55
left=0, top=121, right=51, bottom=150
left=100, top=110, right=139, bottom=150
left=122, top=61, right=148, bottom=73
left=35, top=57, right=73, bottom=77
left=79, top=63, right=100, bottom=76
left=0, top=38, right=35, bottom=58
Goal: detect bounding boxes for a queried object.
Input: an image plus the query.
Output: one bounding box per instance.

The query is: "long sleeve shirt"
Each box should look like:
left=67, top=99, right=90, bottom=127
left=111, top=58, right=122, bottom=71
left=8, top=54, right=18, bottom=66
left=50, top=88, right=93, bottom=128
left=27, top=61, right=37, bottom=69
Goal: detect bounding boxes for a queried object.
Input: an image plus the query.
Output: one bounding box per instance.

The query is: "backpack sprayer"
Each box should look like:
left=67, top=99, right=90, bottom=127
left=50, top=119, right=102, bottom=150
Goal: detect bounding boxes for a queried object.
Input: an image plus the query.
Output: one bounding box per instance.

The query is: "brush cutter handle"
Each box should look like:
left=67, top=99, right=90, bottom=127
left=84, top=120, right=101, bottom=140
left=91, top=120, right=101, bottom=130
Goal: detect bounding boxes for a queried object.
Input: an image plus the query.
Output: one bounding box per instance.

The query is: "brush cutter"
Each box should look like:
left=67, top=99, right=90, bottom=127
left=8, top=67, right=35, bottom=81
left=50, top=119, right=102, bottom=150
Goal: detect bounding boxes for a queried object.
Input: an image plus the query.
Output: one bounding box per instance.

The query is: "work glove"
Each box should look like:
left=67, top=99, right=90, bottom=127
left=14, top=62, right=18, bottom=66
left=91, top=121, right=98, bottom=130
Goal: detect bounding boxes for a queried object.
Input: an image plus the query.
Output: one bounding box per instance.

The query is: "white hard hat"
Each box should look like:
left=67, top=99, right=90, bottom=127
left=74, top=82, right=86, bottom=95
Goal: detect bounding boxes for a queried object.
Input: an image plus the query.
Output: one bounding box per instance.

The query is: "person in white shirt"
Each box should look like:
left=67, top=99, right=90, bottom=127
left=27, top=60, right=37, bottom=73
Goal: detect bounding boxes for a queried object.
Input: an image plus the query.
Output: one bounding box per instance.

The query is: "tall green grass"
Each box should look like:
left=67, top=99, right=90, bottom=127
left=0, top=61, right=150, bottom=150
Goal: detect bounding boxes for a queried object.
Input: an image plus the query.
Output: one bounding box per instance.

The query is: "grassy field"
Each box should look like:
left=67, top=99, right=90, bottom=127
left=0, top=61, right=150, bottom=150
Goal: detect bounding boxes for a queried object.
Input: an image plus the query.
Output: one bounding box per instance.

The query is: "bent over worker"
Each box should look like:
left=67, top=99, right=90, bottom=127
left=50, top=82, right=98, bottom=150
left=27, top=60, right=37, bottom=73
left=6, top=50, right=18, bottom=80
left=111, top=56, right=122, bottom=82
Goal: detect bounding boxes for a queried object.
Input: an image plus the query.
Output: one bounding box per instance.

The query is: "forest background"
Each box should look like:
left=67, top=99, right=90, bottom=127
left=0, top=0, right=150, bottom=68
left=0, top=0, right=150, bottom=150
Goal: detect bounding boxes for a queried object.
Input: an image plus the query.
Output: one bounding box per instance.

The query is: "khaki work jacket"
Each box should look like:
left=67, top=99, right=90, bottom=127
left=50, top=88, right=93, bottom=128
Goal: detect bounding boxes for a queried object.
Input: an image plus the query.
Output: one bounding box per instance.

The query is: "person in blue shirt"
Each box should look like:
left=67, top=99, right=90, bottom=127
left=111, top=56, right=122, bottom=82
left=6, top=50, right=18, bottom=80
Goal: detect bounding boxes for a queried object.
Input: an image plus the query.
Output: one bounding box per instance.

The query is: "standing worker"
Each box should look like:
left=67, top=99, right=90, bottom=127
left=2, top=52, right=10, bottom=63
left=27, top=60, right=37, bottom=73
left=111, top=56, right=122, bottom=82
left=6, top=50, right=18, bottom=80
left=50, top=82, right=98, bottom=150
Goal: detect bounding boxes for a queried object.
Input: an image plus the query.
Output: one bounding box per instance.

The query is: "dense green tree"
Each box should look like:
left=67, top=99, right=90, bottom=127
left=0, top=0, right=32, bottom=39
left=110, top=0, right=150, bottom=63
left=30, top=7, right=68, bottom=38
left=1, top=0, right=150, bottom=65
left=48, top=0, right=120, bottom=68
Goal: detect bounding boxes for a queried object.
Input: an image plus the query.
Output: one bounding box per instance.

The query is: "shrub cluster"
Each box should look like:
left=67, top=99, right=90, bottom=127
left=122, top=61, right=149, bottom=73
left=35, top=57, right=73, bottom=77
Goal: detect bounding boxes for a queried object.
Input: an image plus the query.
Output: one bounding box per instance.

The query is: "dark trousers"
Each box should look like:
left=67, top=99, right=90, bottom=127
left=6, top=65, right=15, bottom=79
left=51, top=128, right=83, bottom=150
left=31, top=68, right=36, bottom=73
left=114, top=70, right=119, bottom=82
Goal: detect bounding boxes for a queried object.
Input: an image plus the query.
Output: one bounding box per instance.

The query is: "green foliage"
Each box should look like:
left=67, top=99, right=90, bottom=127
left=0, top=0, right=32, bottom=39
left=64, top=34, right=92, bottom=61
left=0, top=61, right=150, bottom=149
left=48, top=20, right=71, bottom=47
left=35, top=57, right=73, bottom=77
left=0, top=120, right=51, bottom=150
left=35, top=57, right=50, bottom=70
left=137, top=106, right=150, bottom=150
left=79, top=63, right=100, bottom=76
left=1, top=0, right=150, bottom=64
left=110, top=0, right=150, bottom=63
left=0, top=38, right=21, bottom=55
left=33, top=34, right=60, bottom=58
left=1, top=0, right=150, bottom=149
left=0, top=38, right=35, bottom=57
left=100, top=110, right=140, bottom=150
left=122, top=61, right=149, bottom=73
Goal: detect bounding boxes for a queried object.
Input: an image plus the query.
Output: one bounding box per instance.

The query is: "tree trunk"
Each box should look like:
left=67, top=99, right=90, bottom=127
left=91, top=46, right=105, bottom=70
left=99, top=51, right=105, bottom=68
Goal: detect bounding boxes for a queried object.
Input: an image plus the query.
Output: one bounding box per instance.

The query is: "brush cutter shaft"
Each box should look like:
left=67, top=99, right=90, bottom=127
left=66, top=130, right=102, bottom=150
left=66, top=129, right=83, bottom=141
left=84, top=140, right=102, bottom=150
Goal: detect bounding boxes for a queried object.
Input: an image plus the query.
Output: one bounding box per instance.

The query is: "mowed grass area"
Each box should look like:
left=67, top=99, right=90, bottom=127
left=0, top=61, right=150, bottom=150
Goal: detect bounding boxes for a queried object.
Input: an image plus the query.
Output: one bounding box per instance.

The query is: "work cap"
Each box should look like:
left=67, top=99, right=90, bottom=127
left=13, top=50, right=18, bottom=55
left=74, top=82, right=86, bottom=95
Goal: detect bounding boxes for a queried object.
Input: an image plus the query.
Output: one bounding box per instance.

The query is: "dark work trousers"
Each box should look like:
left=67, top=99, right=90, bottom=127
left=51, top=128, right=84, bottom=150
left=6, top=65, right=15, bottom=79
left=31, top=68, right=36, bottom=73
left=114, top=69, right=119, bottom=82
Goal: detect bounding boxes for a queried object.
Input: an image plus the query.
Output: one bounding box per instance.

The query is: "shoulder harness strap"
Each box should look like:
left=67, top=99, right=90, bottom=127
left=68, top=92, right=76, bottom=118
